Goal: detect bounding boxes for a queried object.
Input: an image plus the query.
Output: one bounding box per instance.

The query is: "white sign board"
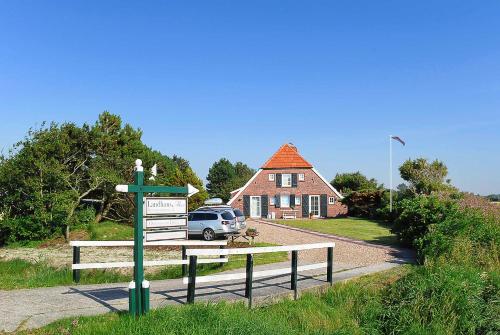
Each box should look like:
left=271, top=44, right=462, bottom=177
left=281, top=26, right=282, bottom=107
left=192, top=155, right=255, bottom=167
left=143, top=217, right=187, bottom=229
left=143, top=197, right=188, bottom=216
left=144, top=229, right=188, bottom=242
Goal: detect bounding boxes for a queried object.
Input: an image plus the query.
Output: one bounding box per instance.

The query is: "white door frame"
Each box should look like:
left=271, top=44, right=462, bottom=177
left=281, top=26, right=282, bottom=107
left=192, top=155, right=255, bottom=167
left=309, top=195, right=320, bottom=218
left=250, top=196, right=262, bottom=218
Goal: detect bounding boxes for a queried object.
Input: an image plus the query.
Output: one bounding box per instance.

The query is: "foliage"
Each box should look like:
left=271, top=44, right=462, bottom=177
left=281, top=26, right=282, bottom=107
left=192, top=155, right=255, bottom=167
left=399, top=158, right=453, bottom=195
left=341, top=189, right=385, bottom=219
left=331, top=171, right=380, bottom=195
left=486, top=194, right=500, bottom=202
left=382, top=263, right=499, bottom=334
left=0, top=112, right=207, bottom=244
left=206, top=159, right=255, bottom=202
left=390, top=195, right=457, bottom=247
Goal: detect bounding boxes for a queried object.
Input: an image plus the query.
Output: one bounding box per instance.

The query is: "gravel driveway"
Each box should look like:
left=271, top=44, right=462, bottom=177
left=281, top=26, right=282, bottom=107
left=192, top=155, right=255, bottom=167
left=247, top=219, right=402, bottom=268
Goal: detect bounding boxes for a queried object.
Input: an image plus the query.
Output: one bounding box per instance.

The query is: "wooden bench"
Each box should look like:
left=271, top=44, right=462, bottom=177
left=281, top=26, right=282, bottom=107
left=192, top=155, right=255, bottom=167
left=282, top=210, right=298, bottom=219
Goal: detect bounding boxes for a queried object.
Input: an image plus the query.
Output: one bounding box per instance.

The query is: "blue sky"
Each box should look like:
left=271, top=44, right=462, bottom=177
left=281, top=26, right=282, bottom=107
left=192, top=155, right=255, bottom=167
left=1, top=1, right=499, bottom=194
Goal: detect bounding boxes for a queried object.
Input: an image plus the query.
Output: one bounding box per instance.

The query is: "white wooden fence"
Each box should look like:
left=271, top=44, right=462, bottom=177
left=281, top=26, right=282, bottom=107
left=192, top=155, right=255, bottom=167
left=183, top=242, right=335, bottom=306
left=70, top=240, right=228, bottom=282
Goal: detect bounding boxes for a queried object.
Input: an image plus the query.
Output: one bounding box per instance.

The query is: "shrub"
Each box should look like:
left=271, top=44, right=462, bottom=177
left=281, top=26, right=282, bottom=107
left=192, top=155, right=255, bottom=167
left=391, top=195, right=457, bottom=248
left=0, top=216, right=57, bottom=245
left=342, top=189, right=385, bottom=219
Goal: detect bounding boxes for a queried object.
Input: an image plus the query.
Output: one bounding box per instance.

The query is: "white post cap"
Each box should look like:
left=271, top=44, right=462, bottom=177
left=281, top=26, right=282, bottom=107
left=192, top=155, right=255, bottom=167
left=128, top=281, right=136, bottom=289
left=115, top=185, right=129, bottom=192
left=142, top=280, right=150, bottom=288
left=135, top=159, right=143, bottom=172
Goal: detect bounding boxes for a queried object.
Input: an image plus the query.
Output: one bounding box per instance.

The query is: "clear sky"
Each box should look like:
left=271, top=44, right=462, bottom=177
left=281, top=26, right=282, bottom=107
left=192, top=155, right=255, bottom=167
left=1, top=1, right=499, bottom=195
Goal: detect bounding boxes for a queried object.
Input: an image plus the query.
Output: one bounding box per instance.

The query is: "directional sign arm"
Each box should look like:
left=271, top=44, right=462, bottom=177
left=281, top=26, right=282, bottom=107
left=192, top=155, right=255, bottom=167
left=187, top=184, right=199, bottom=197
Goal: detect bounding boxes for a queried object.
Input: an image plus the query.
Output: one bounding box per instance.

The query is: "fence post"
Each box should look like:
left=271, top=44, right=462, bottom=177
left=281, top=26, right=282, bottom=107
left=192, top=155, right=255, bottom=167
left=327, top=246, right=334, bottom=285
left=219, top=244, right=226, bottom=266
left=181, top=246, right=187, bottom=277
left=187, top=255, right=198, bottom=304
left=141, top=280, right=150, bottom=314
left=72, top=246, right=80, bottom=283
left=245, top=254, right=254, bottom=308
left=291, top=250, right=298, bottom=299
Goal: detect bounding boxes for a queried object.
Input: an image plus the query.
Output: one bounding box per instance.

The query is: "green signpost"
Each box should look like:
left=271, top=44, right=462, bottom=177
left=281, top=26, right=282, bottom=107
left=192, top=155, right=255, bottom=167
left=116, top=159, right=199, bottom=315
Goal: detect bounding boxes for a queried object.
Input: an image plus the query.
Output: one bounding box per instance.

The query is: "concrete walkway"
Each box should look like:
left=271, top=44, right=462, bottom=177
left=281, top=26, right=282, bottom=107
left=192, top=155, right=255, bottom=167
left=0, top=258, right=407, bottom=333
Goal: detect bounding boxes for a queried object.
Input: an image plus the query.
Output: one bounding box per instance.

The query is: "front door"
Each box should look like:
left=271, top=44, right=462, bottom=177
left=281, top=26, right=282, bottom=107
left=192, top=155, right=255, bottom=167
left=309, top=195, right=320, bottom=217
left=250, top=196, right=261, bottom=218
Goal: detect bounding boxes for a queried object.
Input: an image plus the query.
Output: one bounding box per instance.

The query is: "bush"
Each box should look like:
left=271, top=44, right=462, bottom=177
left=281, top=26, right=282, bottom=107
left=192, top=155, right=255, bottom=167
left=391, top=195, right=457, bottom=248
left=0, top=216, right=58, bottom=245
left=342, top=189, right=385, bottom=219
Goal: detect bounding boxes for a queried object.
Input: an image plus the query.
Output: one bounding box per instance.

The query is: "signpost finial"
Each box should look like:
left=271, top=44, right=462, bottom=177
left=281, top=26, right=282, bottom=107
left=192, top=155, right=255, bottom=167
left=135, top=159, right=143, bottom=172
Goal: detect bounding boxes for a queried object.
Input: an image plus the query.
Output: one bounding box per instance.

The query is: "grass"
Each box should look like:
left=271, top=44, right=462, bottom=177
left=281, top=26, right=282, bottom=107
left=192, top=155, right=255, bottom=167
left=21, top=266, right=410, bottom=335
left=87, top=221, right=134, bottom=241
left=275, top=217, right=398, bottom=246
left=0, top=242, right=287, bottom=290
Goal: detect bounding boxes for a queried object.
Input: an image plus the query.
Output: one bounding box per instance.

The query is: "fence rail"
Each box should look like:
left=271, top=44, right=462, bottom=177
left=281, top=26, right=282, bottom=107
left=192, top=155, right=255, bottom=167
left=70, top=240, right=227, bottom=282
left=184, top=242, right=335, bottom=307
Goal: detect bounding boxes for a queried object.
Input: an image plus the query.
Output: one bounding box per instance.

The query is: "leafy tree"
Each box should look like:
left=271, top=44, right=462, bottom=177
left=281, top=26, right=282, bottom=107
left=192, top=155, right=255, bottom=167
left=206, top=159, right=255, bottom=202
left=331, top=172, right=379, bottom=195
left=0, top=112, right=207, bottom=244
left=399, top=158, right=452, bottom=195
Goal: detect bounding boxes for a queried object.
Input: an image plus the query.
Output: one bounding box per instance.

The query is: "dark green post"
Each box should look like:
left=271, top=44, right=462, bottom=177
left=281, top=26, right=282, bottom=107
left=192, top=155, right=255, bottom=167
left=327, top=247, right=334, bottom=285
left=72, top=246, right=80, bottom=283
left=245, top=254, right=254, bottom=308
left=181, top=246, right=187, bottom=277
left=133, top=161, right=145, bottom=315
left=187, top=255, right=198, bottom=303
left=291, top=250, right=298, bottom=299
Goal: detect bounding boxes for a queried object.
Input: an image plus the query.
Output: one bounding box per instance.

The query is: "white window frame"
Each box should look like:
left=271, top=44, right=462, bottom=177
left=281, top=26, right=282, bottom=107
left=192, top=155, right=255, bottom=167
left=328, top=196, right=335, bottom=204
left=280, top=194, right=290, bottom=208
left=268, top=173, right=275, bottom=181
left=295, top=196, right=301, bottom=206
left=270, top=196, right=275, bottom=205
left=281, top=174, right=292, bottom=187
left=298, top=173, right=305, bottom=181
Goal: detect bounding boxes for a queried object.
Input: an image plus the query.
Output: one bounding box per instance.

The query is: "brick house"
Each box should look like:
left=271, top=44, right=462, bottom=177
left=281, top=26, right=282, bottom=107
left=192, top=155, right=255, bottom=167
left=228, top=144, right=347, bottom=219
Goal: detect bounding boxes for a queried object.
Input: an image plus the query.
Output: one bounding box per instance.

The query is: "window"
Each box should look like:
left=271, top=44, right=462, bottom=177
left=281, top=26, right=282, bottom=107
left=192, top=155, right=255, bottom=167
left=268, top=173, right=275, bottom=181
left=205, top=213, right=218, bottom=220
left=281, top=174, right=292, bottom=187
left=221, top=211, right=235, bottom=220
left=328, top=197, right=335, bottom=204
left=295, top=196, right=301, bottom=206
left=270, top=196, right=276, bottom=205
left=280, top=194, right=290, bottom=208
left=298, top=173, right=305, bottom=181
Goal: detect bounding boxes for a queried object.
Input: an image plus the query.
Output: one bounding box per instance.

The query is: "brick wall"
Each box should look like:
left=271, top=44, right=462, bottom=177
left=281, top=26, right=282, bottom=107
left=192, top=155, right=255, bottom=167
left=229, top=168, right=347, bottom=218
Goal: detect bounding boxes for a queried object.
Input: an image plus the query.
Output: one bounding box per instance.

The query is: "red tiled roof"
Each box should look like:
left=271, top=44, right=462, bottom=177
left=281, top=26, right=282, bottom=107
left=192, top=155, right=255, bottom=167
left=261, top=143, right=313, bottom=169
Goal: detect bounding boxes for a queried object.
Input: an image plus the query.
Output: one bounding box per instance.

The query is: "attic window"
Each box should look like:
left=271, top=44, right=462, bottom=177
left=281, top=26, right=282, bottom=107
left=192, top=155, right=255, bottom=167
left=298, top=173, right=305, bottom=181
left=282, top=174, right=292, bottom=187
left=329, top=197, right=335, bottom=204
left=269, top=174, right=275, bottom=181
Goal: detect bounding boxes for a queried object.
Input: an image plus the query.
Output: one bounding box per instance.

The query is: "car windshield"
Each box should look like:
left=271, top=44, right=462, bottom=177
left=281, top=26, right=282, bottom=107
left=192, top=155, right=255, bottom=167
left=233, top=209, right=243, bottom=217
left=221, top=211, right=235, bottom=220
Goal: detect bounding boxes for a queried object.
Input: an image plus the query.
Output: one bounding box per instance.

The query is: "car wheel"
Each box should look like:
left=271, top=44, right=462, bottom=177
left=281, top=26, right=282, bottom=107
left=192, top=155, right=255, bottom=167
left=202, top=228, right=215, bottom=241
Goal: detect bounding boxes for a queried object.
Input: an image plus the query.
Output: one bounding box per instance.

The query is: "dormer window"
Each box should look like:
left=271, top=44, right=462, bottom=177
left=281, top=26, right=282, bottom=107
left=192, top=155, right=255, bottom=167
left=281, top=174, right=292, bottom=187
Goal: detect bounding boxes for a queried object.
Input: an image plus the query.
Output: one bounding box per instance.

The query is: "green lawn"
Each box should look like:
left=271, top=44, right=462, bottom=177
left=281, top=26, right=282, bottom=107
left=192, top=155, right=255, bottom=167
left=276, top=217, right=398, bottom=246
left=87, top=221, right=134, bottom=240
left=21, top=267, right=409, bottom=335
left=0, top=242, right=287, bottom=290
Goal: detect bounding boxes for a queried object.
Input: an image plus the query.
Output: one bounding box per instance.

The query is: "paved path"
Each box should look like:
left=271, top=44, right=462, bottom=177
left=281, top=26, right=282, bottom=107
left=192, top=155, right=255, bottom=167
left=0, top=258, right=408, bottom=333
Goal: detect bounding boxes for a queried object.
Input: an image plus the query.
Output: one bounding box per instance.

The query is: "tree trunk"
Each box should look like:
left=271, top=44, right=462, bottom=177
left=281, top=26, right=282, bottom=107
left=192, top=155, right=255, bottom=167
left=65, top=224, right=70, bottom=241
left=95, top=197, right=112, bottom=223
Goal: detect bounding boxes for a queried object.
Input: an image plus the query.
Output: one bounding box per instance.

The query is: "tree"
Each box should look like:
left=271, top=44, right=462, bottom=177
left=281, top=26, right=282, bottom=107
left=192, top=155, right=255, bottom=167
left=331, top=172, right=379, bottom=195
left=206, top=159, right=255, bottom=202
left=0, top=112, right=208, bottom=244
left=399, top=158, right=451, bottom=195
